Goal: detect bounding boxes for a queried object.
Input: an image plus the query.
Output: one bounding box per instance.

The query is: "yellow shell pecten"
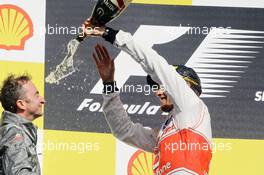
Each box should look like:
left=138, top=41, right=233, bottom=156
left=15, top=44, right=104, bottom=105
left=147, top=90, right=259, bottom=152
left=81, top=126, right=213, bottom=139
left=128, top=150, right=154, bottom=175
left=0, top=4, right=33, bottom=50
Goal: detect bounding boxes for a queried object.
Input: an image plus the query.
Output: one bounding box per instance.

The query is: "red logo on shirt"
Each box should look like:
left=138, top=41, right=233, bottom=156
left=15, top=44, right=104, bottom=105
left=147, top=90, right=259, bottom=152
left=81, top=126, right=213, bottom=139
left=154, top=128, right=212, bottom=175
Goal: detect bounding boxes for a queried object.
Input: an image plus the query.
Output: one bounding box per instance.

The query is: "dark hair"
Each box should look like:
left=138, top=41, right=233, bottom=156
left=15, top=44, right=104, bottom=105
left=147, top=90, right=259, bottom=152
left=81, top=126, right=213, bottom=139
left=146, top=65, right=202, bottom=96
left=174, top=65, right=202, bottom=96
left=0, top=74, right=31, bottom=113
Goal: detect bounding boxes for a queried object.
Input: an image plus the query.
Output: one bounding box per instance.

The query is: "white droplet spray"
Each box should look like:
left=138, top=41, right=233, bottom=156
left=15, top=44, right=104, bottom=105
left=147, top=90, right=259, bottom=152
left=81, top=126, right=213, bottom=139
left=45, top=39, right=80, bottom=84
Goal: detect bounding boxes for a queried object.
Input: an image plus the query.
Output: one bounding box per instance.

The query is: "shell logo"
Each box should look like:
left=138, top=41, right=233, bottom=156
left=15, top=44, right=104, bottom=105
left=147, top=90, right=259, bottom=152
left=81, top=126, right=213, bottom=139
left=127, top=150, right=154, bottom=175
left=0, top=4, right=33, bottom=50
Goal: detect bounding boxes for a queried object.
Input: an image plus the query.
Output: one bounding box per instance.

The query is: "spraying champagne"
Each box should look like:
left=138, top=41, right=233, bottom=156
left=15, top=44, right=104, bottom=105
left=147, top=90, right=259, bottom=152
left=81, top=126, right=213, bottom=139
left=46, top=0, right=132, bottom=84
left=76, top=0, right=132, bottom=42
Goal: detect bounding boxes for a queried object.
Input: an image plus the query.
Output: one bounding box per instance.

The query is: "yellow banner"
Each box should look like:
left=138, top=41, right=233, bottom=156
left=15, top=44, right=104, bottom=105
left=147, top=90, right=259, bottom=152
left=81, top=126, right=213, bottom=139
left=43, top=130, right=116, bottom=175
left=0, top=61, right=44, bottom=128
left=210, top=138, right=264, bottom=174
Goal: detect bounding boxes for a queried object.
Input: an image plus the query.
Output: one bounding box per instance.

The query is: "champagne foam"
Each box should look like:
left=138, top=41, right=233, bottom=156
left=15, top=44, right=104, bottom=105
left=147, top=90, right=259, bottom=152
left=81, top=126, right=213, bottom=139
left=45, top=39, right=80, bottom=84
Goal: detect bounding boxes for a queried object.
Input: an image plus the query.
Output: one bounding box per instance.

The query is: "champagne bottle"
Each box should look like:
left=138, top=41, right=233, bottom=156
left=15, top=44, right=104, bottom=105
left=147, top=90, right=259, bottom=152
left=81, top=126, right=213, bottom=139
left=76, top=0, right=132, bottom=42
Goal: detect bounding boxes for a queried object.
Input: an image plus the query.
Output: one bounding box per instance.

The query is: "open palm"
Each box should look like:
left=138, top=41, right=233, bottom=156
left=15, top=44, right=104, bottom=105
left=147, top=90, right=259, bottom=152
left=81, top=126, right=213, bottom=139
left=92, top=44, right=115, bottom=82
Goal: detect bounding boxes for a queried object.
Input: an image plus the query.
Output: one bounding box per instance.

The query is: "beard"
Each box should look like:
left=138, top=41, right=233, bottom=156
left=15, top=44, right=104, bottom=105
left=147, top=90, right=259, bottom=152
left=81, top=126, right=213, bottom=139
left=160, top=103, right=174, bottom=112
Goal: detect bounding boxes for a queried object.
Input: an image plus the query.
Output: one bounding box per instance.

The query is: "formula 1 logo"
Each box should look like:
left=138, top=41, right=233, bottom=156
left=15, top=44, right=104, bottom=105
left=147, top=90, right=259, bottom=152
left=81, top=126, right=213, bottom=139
left=0, top=4, right=33, bottom=50
left=90, top=25, right=264, bottom=98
